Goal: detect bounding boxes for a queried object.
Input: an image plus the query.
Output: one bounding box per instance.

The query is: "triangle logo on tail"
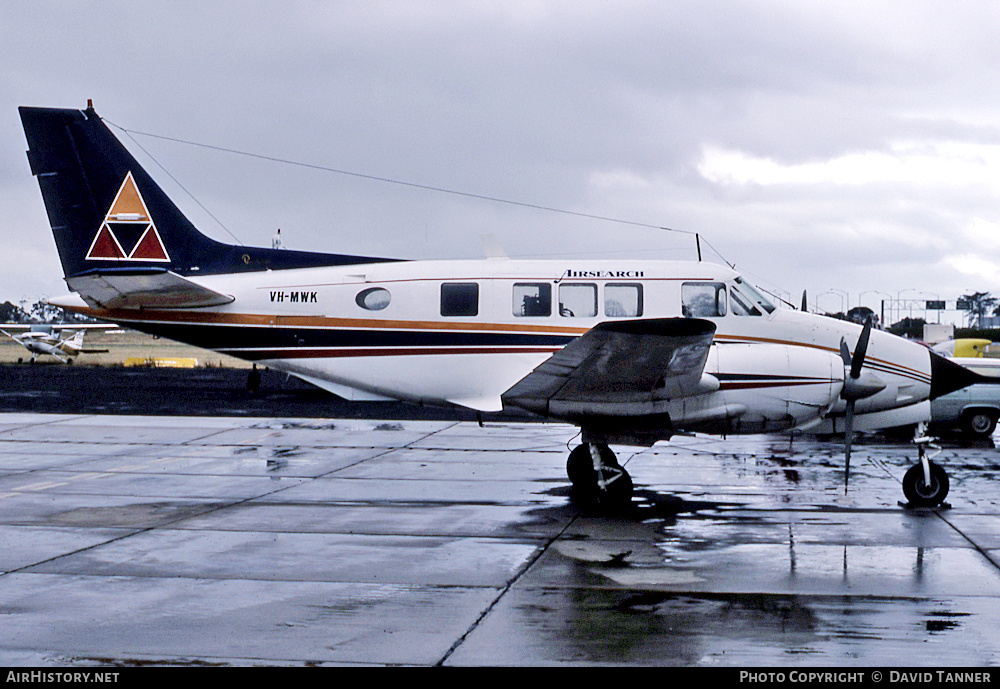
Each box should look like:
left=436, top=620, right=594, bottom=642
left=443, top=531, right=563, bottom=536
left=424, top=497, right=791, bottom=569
left=86, top=172, right=170, bottom=262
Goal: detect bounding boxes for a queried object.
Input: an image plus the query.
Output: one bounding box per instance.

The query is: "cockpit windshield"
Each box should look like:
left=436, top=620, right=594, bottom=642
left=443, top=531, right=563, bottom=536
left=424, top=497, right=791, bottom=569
left=731, top=276, right=776, bottom=316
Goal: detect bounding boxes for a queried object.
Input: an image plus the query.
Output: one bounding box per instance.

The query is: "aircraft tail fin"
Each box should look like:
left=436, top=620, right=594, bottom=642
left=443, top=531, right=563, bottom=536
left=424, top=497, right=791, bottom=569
left=61, top=330, right=85, bottom=353
left=19, top=104, right=396, bottom=284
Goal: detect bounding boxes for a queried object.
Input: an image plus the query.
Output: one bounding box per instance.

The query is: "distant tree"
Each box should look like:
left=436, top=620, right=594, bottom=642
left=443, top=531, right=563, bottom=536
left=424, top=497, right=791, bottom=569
left=888, top=317, right=926, bottom=339
left=28, top=299, right=63, bottom=322
left=847, top=306, right=878, bottom=327
left=959, top=292, right=998, bottom=328
left=0, top=300, right=98, bottom=324
left=0, top=301, right=28, bottom=323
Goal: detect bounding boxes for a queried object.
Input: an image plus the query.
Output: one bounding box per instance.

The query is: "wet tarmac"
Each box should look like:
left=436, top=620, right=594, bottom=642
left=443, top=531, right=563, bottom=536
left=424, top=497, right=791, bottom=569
left=1, top=364, right=999, bottom=668
left=1, top=404, right=999, bottom=667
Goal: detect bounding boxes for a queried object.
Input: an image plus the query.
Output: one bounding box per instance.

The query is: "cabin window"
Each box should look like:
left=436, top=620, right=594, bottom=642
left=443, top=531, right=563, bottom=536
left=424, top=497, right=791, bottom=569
left=682, top=282, right=727, bottom=317
left=513, top=283, right=551, bottom=317
left=441, top=282, right=479, bottom=317
left=605, top=283, right=643, bottom=317
left=355, top=287, right=391, bottom=311
left=559, top=283, right=597, bottom=318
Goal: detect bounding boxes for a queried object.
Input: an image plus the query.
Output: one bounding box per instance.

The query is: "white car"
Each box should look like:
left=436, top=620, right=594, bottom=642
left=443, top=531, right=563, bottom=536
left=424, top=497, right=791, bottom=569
left=931, top=357, right=1000, bottom=437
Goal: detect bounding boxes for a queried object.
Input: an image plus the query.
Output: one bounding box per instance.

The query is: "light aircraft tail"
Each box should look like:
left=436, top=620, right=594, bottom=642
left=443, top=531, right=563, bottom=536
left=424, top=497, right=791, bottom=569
left=19, top=103, right=396, bottom=289
left=60, top=329, right=85, bottom=354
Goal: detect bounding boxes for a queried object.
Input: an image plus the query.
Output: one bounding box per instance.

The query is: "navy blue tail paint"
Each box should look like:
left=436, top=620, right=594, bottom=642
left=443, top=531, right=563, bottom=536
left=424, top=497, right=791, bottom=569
left=19, top=105, right=398, bottom=281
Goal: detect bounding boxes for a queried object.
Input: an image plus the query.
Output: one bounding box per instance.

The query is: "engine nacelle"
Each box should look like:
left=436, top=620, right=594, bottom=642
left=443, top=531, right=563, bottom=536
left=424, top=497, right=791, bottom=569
left=673, top=343, right=844, bottom=434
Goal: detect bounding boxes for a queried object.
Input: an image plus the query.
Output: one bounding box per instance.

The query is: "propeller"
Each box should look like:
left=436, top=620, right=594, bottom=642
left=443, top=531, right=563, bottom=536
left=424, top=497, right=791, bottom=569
left=838, top=319, right=885, bottom=492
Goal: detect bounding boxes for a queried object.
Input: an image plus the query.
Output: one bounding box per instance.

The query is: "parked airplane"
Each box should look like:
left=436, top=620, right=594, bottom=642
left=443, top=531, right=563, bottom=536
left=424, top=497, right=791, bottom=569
left=18, top=103, right=983, bottom=509
left=0, top=325, right=107, bottom=363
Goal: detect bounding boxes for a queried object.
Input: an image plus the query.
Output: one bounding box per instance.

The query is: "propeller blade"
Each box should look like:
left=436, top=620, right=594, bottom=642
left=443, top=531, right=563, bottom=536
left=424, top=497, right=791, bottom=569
left=842, top=320, right=870, bottom=494
left=844, top=399, right=855, bottom=493
left=839, top=338, right=852, bottom=367
left=850, top=320, right=872, bottom=380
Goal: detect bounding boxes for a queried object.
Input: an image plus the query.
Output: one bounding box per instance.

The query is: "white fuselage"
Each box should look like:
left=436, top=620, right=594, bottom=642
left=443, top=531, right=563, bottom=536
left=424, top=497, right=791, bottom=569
left=58, top=258, right=934, bottom=436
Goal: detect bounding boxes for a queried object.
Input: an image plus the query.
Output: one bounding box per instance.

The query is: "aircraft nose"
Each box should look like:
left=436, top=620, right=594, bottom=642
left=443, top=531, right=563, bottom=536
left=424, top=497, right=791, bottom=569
left=929, top=350, right=986, bottom=400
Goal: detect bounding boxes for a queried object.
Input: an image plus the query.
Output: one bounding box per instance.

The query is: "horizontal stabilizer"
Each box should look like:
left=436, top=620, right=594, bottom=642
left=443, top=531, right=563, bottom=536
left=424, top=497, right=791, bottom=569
left=65, top=269, right=234, bottom=309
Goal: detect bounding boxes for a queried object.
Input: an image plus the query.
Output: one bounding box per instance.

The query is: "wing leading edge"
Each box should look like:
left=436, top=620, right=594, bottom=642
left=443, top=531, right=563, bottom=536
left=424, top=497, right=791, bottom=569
left=501, top=318, right=718, bottom=426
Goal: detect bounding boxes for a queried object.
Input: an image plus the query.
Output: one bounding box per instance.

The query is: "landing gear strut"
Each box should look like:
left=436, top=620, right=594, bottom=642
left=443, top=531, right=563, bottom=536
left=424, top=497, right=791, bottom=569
left=567, top=442, right=633, bottom=510
left=902, top=428, right=950, bottom=508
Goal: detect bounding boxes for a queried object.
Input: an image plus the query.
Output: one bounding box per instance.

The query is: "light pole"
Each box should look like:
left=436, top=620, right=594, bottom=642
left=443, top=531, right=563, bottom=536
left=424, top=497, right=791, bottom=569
left=830, top=288, right=849, bottom=313
left=818, top=290, right=845, bottom=315
left=897, top=288, right=920, bottom=327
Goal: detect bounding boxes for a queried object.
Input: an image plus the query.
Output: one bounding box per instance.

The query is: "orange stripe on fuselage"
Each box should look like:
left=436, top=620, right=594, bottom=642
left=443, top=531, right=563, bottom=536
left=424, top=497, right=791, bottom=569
left=65, top=305, right=591, bottom=335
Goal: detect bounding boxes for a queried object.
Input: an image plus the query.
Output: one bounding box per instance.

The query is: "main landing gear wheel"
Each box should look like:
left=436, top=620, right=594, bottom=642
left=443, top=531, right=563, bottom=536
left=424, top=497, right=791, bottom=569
left=902, top=461, right=949, bottom=508
left=567, top=442, right=633, bottom=510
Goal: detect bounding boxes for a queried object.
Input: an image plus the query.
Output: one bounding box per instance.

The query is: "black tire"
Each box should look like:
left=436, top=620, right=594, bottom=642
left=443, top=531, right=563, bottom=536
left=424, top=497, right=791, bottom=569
left=902, top=461, right=950, bottom=507
left=963, top=411, right=997, bottom=438
left=567, top=443, right=633, bottom=510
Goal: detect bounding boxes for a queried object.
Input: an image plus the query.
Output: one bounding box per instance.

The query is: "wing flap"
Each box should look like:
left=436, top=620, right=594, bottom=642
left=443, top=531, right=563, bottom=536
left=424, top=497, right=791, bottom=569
left=66, top=269, right=234, bottom=309
left=502, top=318, right=717, bottom=418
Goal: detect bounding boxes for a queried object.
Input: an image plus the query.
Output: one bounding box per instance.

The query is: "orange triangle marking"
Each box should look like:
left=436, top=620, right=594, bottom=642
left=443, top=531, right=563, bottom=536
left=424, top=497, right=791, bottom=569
left=87, top=171, right=171, bottom=263
left=129, top=226, right=170, bottom=261
left=86, top=225, right=125, bottom=260
left=108, top=171, right=149, bottom=220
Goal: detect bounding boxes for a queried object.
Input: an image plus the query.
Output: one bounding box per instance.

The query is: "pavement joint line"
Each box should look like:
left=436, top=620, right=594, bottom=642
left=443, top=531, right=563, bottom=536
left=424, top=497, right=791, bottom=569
left=0, top=416, right=451, bottom=578
left=933, top=510, right=1000, bottom=573
left=0, top=414, right=93, bottom=434
left=0, top=470, right=327, bottom=579
left=434, top=501, right=583, bottom=667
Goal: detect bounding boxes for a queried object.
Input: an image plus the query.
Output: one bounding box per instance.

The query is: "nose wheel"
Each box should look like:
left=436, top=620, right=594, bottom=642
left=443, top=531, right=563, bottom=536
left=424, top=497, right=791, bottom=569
left=567, top=442, right=633, bottom=510
left=902, top=429, right=950, bottom=508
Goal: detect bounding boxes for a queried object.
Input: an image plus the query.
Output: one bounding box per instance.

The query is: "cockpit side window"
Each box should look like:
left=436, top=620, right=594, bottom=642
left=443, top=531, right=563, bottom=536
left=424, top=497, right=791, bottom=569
left=729, top=286, right=762, bottom=316
left=733, top=276, right=776, bottom=314
left=682, top=282, right=727, bottom=318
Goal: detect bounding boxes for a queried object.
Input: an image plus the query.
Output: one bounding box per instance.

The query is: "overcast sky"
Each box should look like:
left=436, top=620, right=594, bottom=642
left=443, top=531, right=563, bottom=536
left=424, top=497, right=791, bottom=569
left=4, top=1, right=1000, bottom=324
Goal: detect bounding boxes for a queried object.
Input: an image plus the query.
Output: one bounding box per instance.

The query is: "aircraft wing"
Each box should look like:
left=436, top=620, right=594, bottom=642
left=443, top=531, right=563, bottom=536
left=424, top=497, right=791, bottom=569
left=65, top=268, right=235, bottom=309
left=501, top=318, right=718, bottom=418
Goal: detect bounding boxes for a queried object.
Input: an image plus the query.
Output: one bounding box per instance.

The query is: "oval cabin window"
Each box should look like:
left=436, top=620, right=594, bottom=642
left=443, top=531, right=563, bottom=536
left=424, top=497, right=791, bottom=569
left=356, top=287, right=391, bottom=311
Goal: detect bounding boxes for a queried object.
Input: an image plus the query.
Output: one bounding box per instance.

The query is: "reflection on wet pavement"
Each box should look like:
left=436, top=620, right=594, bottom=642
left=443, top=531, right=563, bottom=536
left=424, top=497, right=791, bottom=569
left=0, top=414, right=997, bottom=666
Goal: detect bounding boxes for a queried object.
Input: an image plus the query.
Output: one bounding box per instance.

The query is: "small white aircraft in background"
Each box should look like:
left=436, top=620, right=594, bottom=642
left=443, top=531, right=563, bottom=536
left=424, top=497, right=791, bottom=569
left=19, top=103, right=985, bottom=510
left=0, top=325, right=107, bottom=363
